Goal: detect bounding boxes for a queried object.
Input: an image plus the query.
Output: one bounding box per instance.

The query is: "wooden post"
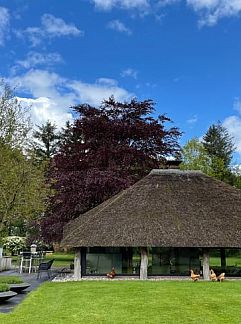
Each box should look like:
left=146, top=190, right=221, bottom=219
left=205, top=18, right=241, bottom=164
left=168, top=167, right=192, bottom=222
left=140, top=247, right=148, bottom=280
left=74, top=248, right=81, bottom=280
left=203, top=248, right=210, bottom=281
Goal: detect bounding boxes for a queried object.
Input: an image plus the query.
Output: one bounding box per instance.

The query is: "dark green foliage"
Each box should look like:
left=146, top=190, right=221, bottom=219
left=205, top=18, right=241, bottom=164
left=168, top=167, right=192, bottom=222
left=58, top=121, right=76, bottom=147
left=203, top=123, right=234, bottom=167
left=202, top=123, right=235, bottom=182
left=33, top=120, right=59, bottom=160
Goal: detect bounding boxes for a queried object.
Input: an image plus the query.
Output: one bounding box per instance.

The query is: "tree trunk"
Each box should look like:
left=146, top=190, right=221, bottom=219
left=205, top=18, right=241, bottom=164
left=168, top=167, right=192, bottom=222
left=74, top=248, right=81, bottom=280
left=203, top=248, right=210, bottom=281
left=140, top=247, right=148, bottom=280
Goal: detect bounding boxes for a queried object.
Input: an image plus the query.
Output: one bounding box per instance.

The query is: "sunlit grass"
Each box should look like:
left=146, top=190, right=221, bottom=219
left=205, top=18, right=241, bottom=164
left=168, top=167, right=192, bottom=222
left=1, top=280, right=241, bottom=323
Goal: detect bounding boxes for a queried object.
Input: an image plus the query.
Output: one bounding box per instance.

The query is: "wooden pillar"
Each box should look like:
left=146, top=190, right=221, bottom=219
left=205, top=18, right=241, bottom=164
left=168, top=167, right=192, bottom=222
left=140, top=247, right=148, bottom=280
left=74, top=248, right=81, bottom=280
left=81, top=247, right=86, bottom=276
left=220, top=248, right=226, bottom=271
left=202, top=248, right=210, bottom=281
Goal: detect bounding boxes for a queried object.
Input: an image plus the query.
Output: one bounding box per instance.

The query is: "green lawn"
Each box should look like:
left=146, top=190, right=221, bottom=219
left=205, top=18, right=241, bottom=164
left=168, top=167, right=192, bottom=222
left=12, top=252, right=74, bottom=268
left=1, top=281, right=241, bottom=323
left=45, top=252, right=74, bottom=267
left=210, top=256, right=241, bottom=267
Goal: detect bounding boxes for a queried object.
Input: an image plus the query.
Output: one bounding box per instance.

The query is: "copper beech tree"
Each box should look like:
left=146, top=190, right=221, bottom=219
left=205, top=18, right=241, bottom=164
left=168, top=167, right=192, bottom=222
left=41, top=97, right=182, bottom=243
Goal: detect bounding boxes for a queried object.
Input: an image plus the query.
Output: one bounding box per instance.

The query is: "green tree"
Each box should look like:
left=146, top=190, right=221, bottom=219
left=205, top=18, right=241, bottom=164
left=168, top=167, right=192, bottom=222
left=202, top=123, right=235, bottom=182
left=203, top=123, right=235, bottom=172
left=0, top=81, right=51, bottom=236
left=0, top=143, right=50, bottom=235
left=33, top=120, right=59, bottom=160
left=181, top=125, right=238, bottom=186
left=58, top=121, right=75, bottom=147
left=0, top=81, right=31, bottom=148
left=180, top=138, right=212, bottom=174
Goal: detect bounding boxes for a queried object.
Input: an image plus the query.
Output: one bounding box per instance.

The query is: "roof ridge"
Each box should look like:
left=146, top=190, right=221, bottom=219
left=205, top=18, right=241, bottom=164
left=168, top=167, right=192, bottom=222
left=149, top=169, right=204, bottom=175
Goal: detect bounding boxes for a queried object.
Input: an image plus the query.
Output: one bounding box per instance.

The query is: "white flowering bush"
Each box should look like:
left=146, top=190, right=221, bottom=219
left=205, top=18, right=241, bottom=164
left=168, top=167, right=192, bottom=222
left=2, top=236, right=26, bottom=255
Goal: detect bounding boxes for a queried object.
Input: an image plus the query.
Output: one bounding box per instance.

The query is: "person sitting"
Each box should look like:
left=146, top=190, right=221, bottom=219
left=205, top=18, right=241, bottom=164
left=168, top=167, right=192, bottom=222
left=107, top=267, right=116, bottom=279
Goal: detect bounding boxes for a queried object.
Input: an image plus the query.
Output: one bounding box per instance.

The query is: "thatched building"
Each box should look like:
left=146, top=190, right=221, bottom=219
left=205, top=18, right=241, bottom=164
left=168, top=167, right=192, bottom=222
left=62, top=169, right=241, bottom=280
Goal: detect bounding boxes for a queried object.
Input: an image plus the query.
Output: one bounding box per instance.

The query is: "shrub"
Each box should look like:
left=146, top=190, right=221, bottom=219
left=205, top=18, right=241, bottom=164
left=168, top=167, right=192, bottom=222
left=0, top=283, right=10, bottom=292
left=0, top=276, right=23, bottom=284
left=2, top=236, right=26, bottom=255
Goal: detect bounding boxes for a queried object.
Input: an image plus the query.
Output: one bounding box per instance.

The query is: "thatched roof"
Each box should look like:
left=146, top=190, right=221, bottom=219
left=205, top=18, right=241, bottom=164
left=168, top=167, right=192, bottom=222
left=62, top=169, right=241, bottom=248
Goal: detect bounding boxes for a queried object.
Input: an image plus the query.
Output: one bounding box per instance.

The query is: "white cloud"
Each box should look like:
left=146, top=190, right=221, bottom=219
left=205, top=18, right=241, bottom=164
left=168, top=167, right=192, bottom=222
left=187, top=0, right=219, bottom=10
left=17, top=96, right=73, bottom=129
left=187, top=0, right=241, bottom=26
left=107, top=20, right=132, bottom=35
left=233, top=97, right=241, bottom=113
left=158, top=0, right=180, bottom=7
left=70, top=77, right=133, bottom=106
left=223, top=116, right=241, bottom=155
left=187, top=114, right=198, bottom=124
left=121, top=68, right=138, bottom=79
left=10, top=69, right=133, bottom=128
left=91, top=0, right=241, bottom=26
left=92, top=0, right=150, bottom=10
left=41, top=14, right=82, bottom=37
left=0, top=7, right=10, bottom=46
left=16, top=13, right=83, bottom=46
left=96, top=78, right=118, bottom=86
left=11, top=70, right=75, bottom=128
left=15, top=51, right=63, bottom=70
left=223, top=98, right=241, bottom=157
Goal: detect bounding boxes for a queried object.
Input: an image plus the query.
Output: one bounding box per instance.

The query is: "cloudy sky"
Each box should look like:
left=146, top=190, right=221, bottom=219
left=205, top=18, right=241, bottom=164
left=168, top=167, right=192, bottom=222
left=1, top=0, right=241, bottom=160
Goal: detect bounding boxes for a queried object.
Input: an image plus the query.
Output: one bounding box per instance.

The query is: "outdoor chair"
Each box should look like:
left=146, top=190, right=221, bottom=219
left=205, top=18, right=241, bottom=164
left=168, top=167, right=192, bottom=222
left=57, top=263, right=74, bottom=278
left=37, top=259, right=55, bottom=279
left=19, top=252, right=32, bottom=274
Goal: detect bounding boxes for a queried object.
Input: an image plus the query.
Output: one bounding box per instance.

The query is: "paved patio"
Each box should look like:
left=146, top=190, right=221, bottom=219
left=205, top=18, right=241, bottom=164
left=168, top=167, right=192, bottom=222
left=0, top=269, right=56, bottom=313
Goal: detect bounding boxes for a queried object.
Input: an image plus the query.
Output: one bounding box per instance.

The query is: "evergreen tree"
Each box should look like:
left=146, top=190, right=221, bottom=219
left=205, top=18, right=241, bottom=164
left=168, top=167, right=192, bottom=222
left=203, top=123, right=234, bottom=168
left=33, top=121, right=59, bottom=160
left=58, top=121, right=76, bottom=147
left=202, top=123, right=235, bottom=181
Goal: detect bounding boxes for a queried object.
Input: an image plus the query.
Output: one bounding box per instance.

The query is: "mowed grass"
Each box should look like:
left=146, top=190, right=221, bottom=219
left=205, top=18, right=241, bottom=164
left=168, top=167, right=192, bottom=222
left=210, top=256, right=241, bottom=267
left=12, top=252, right=75, bottom=268
left=45, top=252, right=74, bottom=267
left=1, top=281, right=241, bottom=324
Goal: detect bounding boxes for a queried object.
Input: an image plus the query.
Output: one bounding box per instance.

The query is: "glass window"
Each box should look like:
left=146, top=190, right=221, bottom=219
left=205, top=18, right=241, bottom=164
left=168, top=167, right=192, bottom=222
left=86, top=247, right=140, bottom=275
left=150, top=248, right=200, bottom=275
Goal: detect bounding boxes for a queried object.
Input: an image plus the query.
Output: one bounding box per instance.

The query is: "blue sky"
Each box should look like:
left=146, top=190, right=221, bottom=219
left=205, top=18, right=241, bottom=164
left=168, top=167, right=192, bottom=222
left=1, top=0, right=241, bottom=160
